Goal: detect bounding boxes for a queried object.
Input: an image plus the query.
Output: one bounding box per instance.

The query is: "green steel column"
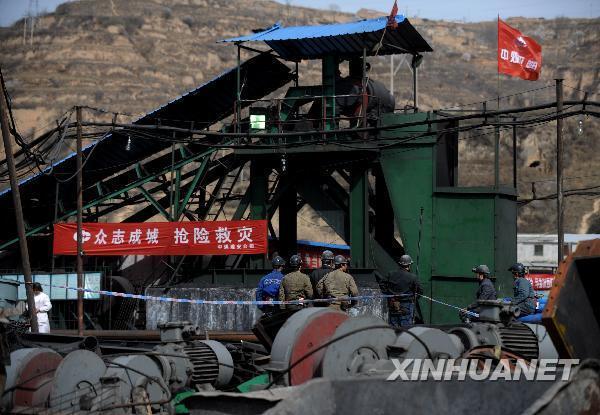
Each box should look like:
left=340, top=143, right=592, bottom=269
left=374, top=164, right=395, bottom=251
left=278, top=175, right=297, bottom=259
left=249, top=162, right=268, bottom=220
left=249, top=161, right=268, bottom=268
left=321, top=56, right=337, bottom=132
left=349, top=166, right=370, bottom=268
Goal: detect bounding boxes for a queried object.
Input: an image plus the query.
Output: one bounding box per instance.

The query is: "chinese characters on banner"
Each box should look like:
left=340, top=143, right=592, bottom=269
left=53, top=220, right=268, bottom=256
left=498, top=18, right=542, bottom=81
left=526, top=274, right=555, bottom=291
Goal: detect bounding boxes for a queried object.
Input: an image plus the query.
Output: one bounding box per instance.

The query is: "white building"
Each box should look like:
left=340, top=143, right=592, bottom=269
left=517, top=233, right=600, bottom=271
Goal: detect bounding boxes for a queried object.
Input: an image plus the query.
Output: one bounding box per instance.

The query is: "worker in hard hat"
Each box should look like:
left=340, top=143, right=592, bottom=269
left=309, top=250, right=335, bottom=306
left=509, top=263, right=535, bottom=316
left=279, top=254, right=313, bottom=311
left=255, top=256, right=286, bottom=314
left=316, top=255, right=359, bottom=312
left=376, top=254, right=423, bottom=327
left=472, top=264, right=497, bottom=301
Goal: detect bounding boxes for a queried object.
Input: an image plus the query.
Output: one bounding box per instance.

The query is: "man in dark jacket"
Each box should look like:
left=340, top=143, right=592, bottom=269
left=256, top=256, right=286, bottom=314
left=309, top=250, right=334, bottom=306
left=376, top=254, right=423, bottom=327
left=510, top=263, right=536, bottom=316
left=473, top=264, right=497, bottom=301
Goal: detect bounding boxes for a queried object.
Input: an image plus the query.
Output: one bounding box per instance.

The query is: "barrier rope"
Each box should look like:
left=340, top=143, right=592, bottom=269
left=0, top=279, right=478, bottom=317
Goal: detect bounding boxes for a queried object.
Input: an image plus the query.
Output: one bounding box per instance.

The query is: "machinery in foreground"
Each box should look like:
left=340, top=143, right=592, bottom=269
left=2, top=322, right=236, bottom=414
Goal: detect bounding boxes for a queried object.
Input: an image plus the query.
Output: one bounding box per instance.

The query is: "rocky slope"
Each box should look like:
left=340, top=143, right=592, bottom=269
left=0, top=0, right=598, bottom=233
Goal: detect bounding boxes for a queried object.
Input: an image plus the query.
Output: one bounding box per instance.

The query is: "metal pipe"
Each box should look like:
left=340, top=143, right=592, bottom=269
left=51, top=181, right=59, bottom=273
left=52, top=329, right=257, bottom=342
left=21, top=332, right=99, bottom=350
left=362, top=47, right=368, bottom=138
left=556, top=79, right=564, bottom=266
left=0, top=70, right=38, bottom=332
left=76, top=106, right=84, bottom=336
left=412, top=55, right=418, bottom=112
left=390, top=55, right=394, bottom=96
left=236, top=44, right=241, bottom=133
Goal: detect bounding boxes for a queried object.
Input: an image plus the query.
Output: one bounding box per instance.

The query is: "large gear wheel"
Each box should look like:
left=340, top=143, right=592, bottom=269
left=269, top=308, right=349, bottom=386
left=321, top=315, right=396, bottom=379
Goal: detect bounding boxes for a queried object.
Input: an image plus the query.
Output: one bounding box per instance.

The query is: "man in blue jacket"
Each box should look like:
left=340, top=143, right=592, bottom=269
left=256, top=256, right=286, bottom=314
left=510, top=263, right=536, bottom=316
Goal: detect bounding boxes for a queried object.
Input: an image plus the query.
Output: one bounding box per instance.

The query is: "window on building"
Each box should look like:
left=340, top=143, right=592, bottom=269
left=534, top=244, right=544, bottom=256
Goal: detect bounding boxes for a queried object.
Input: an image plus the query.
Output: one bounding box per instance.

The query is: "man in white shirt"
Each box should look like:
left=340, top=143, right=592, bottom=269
left=32, top=282, right=52, bottom=333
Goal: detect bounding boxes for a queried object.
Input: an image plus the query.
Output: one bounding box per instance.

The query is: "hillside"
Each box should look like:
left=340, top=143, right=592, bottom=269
left=0, top=0, right=598, bottom=234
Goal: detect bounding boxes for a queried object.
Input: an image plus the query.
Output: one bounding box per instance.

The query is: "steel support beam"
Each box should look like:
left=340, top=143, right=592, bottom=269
left=137, top=185, right=172, bottom=221
left=321, top=55, right=337, bottom=132
left=278, top=175, right=297, bottom=259
left=350, top=166, right=370, bottom=268
left=0, top=146, right=219, bottom=250
left=249, top=161, right=269, bottom=267
left=177, top=156, right=210, bottom=220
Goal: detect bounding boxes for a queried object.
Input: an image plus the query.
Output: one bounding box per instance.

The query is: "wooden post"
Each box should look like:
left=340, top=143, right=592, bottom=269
left=76, top=106, right=84, bottom=335
left=0, top=72, right=38, bottom=332
left=556, top=79, right=564, bottom=266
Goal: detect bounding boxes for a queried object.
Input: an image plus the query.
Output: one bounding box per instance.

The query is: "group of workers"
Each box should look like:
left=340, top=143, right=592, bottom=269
left=256, top=249, right=538, bottom=328
left=472, top=262, right=536, bottom=316
left=255, top=250, right=359, bottom=314
left=255, top=250, right=422, bottom=327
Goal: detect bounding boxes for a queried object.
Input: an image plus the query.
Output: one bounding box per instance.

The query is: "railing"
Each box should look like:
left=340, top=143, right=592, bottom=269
left=233, top=93, right=386, bottom=139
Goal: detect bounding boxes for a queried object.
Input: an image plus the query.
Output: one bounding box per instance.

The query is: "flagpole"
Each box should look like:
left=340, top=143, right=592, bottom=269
left=497, top=15, right=500, bottom=110
left=495, top=15, right=501, bottom=190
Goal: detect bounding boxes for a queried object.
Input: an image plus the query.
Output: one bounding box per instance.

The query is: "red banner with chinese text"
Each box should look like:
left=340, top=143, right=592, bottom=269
left=53, top=220, right=268, bottom=256
left=526, top=274, right=555, bottom=291
left=498, top=18, right=542, bottom=81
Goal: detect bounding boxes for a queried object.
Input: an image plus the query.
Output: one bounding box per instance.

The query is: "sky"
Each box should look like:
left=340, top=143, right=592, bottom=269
left=0, top=0, right=598, bottom=27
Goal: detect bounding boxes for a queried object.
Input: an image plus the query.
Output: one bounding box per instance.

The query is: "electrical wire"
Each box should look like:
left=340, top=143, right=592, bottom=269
left=436, top=84, right=555, bottom=112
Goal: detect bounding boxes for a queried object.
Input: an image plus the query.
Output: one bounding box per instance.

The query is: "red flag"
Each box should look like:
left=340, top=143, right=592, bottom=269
left=498, top=18, right=542, bottom=81
left=387, top=0, right=399, bottom=28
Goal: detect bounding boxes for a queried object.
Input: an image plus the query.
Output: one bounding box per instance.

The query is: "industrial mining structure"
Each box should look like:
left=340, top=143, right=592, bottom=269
left=0, top=13, right=599, bottom=415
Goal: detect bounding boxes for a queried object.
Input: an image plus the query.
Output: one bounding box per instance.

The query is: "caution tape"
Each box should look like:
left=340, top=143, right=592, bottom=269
left=1, top=279, right=478, bottom=317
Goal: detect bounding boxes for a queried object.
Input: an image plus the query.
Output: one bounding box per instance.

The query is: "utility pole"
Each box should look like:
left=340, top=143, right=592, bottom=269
left=76, top=106, right=84, bottom=335
left=0, top=73, right=38, bottom=332
left=555, top=79, right=564, bottom=267
left=512, top=117, right=517, bottom=189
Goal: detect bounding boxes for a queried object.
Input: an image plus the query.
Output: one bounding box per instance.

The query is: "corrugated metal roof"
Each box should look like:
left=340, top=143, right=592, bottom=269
left=221, top=15, right=432, bottom=60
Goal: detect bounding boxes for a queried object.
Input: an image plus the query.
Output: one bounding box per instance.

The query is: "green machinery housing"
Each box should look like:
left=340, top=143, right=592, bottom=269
left=219, top=16, right=516, bottom=323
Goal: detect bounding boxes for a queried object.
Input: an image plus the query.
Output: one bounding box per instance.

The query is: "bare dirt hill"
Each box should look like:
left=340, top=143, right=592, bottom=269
left=0, top=0, right=598, bottom=234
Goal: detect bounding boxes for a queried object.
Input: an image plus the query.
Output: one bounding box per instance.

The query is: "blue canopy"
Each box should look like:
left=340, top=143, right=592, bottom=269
left=221, top=15, right=432, bottom=60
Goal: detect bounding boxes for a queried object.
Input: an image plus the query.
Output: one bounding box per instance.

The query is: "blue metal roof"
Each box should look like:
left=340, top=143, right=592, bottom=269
left=296, top=239, right=350, bottom=251
left=221, top=16, right=432, bottom=60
